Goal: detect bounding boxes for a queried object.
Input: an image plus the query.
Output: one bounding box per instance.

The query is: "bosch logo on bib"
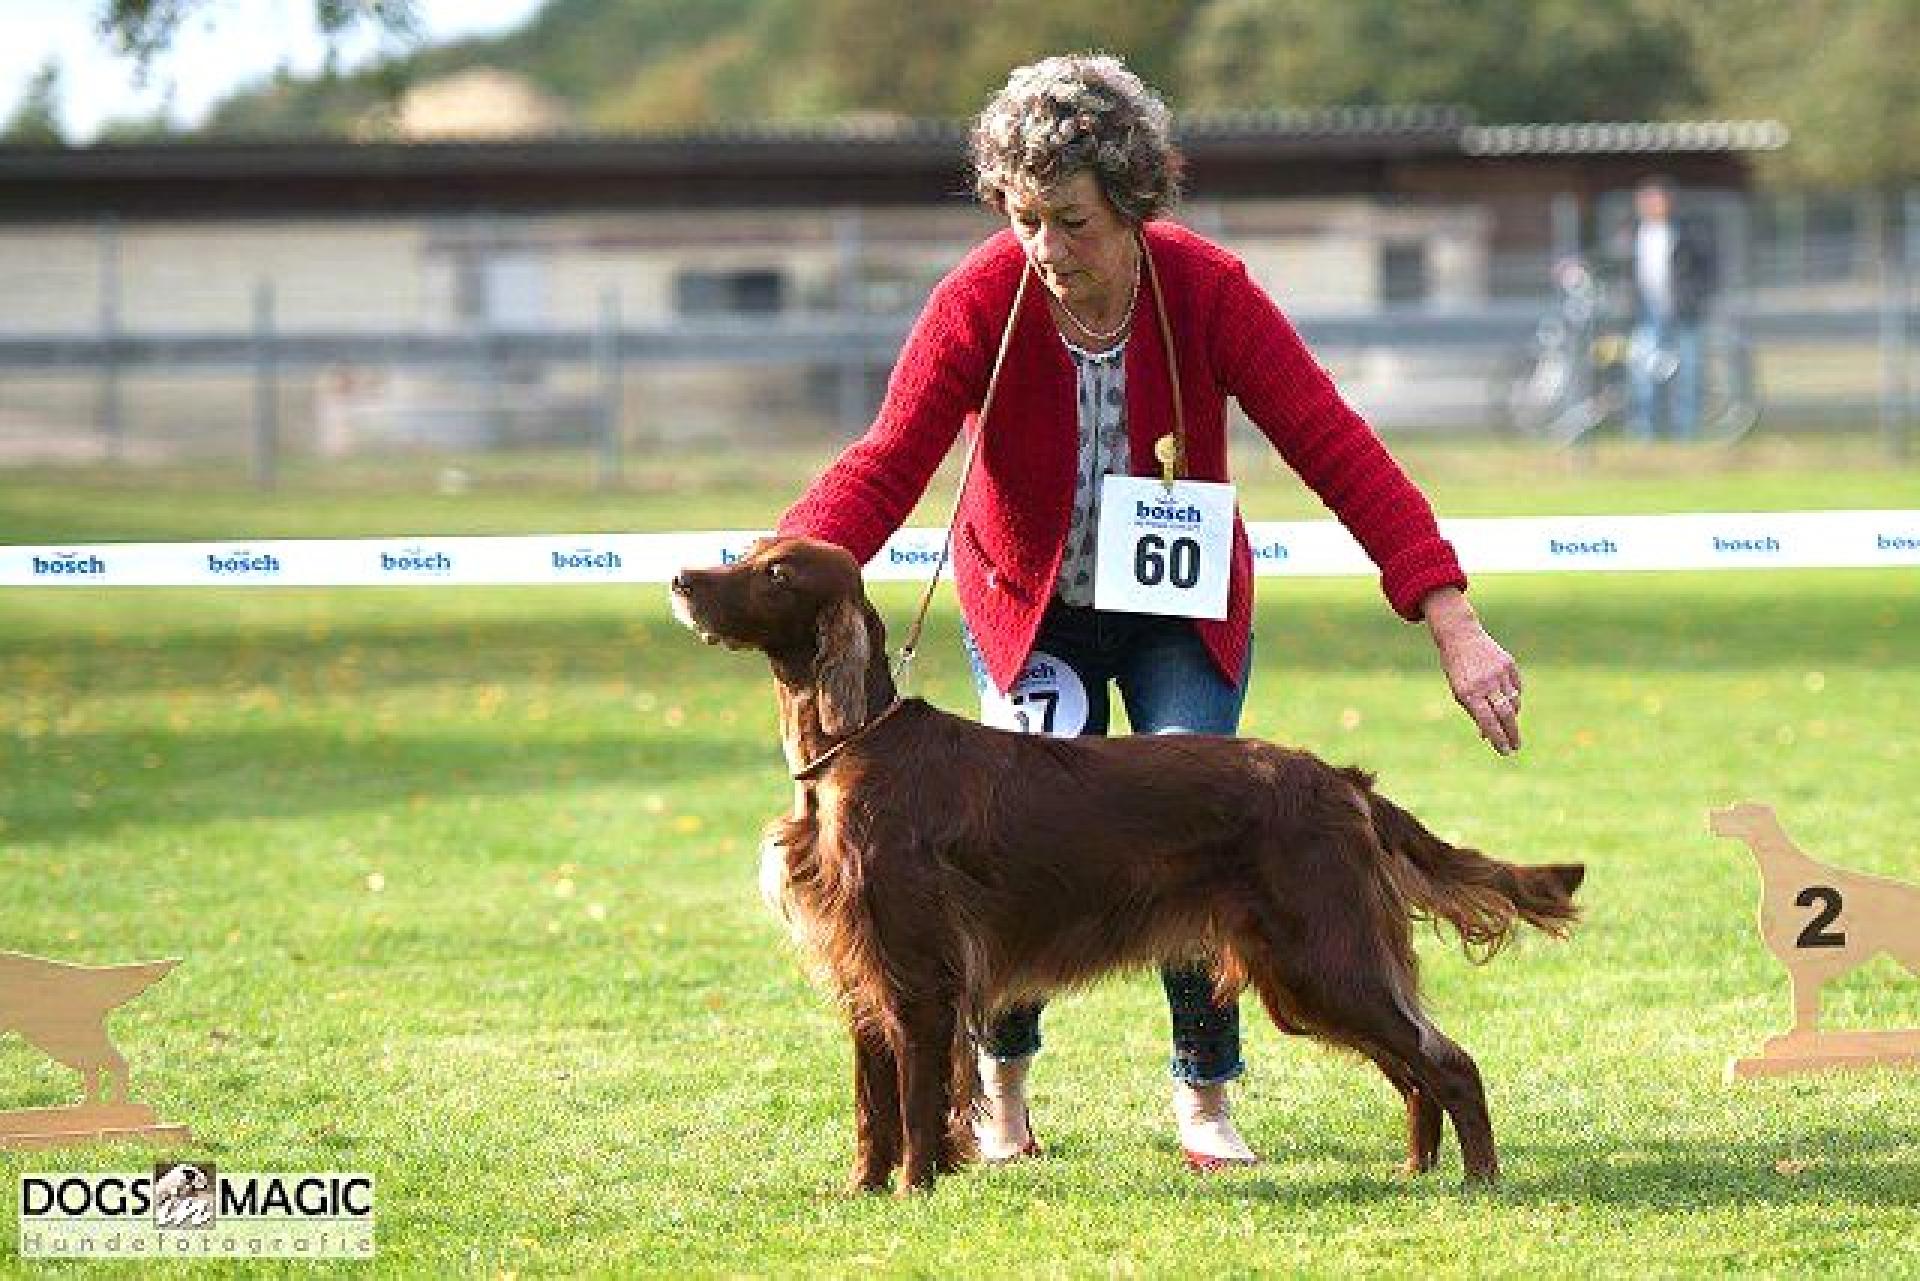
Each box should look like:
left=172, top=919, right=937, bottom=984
left=1094, top=476, right=1235, bottom=620
left=1136, top=499, right=1202, bottom=523
left=980, top=652, right=1089, bottom=737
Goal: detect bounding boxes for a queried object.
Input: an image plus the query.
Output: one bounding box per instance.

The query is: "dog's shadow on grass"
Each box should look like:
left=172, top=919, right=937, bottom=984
left=1152, top=1127, right=1920, bottom=1208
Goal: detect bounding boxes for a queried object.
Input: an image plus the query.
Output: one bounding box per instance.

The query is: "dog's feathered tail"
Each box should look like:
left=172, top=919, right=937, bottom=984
left=1343, top=769, right=1584, bottom=962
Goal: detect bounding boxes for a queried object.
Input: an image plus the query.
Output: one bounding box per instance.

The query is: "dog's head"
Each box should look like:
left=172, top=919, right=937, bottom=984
left=671, top=536, right=878, bottom=734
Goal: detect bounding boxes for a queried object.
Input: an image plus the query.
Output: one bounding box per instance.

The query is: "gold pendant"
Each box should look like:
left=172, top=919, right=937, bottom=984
left=1153, top=433, right=1181, bottom=487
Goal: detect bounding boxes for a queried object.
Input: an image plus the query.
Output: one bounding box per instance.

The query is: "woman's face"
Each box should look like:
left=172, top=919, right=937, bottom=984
left=1004, top=170, right=1138, bottom=316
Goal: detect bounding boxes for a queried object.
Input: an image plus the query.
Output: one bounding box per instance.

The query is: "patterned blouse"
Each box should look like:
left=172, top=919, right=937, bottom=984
left=1055, top=337, right=1130, bottom=606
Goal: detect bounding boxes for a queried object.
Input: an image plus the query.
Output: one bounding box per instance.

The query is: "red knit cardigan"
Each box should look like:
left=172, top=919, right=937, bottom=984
left=778, top=221, right=1467, bottom=694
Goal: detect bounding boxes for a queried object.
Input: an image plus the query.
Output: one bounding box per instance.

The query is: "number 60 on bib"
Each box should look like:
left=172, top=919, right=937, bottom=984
left=1093, top=475, right=1236, bottom=620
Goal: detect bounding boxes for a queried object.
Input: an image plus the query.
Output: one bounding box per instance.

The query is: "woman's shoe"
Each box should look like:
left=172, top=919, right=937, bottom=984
left=973, top=1053, right=1042, bottom=1162
left=1174, top=1081, right=1259, bottom=1172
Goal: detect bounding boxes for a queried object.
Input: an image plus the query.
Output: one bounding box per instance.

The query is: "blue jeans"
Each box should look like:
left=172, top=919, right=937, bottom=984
left=1628, top=316, right=1703, bottom=440
left=965, top=601, right=1251, bottom=1086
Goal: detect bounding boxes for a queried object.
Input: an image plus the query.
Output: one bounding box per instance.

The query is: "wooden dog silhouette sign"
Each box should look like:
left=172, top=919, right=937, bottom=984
left=0, top=951, right=191, bottom=1150
left=1710, top=803, right=1920, bottom=1080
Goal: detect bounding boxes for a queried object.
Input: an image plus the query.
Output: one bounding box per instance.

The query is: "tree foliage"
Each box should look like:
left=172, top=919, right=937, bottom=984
left=88, top=0, right=1918, bottom=187
left=3, top=60, right=65, bottom=145
left=1180, top=0, right=1700, bottom=122
left=1665, top=0, right=1920, bottom=186
left=98, top=0, right=419, bottom=66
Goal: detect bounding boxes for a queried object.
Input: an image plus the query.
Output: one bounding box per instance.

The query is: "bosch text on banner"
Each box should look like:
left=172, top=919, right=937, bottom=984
left=2, top=512, right=1916, bottom=588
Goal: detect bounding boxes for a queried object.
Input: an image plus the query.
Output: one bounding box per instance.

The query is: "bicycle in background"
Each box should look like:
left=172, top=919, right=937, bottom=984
left=1495, top=256, right=1760, bottom=446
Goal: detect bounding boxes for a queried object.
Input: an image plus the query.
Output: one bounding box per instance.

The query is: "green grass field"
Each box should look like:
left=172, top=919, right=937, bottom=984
left=3, top=440, right=1918, bottom=1277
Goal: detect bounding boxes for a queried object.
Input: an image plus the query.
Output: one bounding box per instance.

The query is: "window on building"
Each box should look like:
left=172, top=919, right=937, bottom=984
left=675, top=269, right=787, bottom=317
left=1380, top=240, right=1430, bottom=306
left=1802, top=196, right=1862, bottom=282
left=452, top=251, right=549, bottom=328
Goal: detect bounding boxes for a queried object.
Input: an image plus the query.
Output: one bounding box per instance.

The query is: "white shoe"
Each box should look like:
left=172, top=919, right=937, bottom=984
left=973, top=1054, right=1041, bottom=1163
left=1174, top=1081, right=1259, bottom=1171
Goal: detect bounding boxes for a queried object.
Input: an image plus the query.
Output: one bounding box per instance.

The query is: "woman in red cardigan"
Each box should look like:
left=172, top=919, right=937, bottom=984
left=779, top=54, right=1523, bottom=1172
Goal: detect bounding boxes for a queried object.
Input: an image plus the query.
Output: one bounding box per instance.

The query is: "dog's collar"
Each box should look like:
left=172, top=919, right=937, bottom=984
left=791, top=698, right=908, bottom=782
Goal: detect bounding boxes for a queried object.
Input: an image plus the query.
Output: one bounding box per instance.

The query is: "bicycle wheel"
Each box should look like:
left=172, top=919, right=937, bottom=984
left=1696, top=328, right=1760, bottom=445
left=1704, top=330, right=1758, bottom=445
left=1492, top=325, right=1576, bottom=440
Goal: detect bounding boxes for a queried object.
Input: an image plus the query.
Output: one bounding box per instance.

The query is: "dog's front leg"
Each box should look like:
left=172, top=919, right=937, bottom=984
left=894, top=995, right=959, bottom=1194
left=849, top=1016, right=902, bottom=1193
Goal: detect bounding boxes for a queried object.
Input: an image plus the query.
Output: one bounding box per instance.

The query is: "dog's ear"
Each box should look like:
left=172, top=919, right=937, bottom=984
left=814, top=596, right=870, bottom=736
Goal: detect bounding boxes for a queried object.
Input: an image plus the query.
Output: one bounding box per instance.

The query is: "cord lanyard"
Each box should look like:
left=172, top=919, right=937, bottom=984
left=895, top=231, right=1235, bottom=691
left=1092, top=235, right=1234, bottom=620
left=892, top=259, right=1031, bottom=692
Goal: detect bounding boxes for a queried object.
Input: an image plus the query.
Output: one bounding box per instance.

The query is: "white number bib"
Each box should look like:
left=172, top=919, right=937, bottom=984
left=979, top=650, right=1089, bottom=737
left=1093, top=476, right=1235, bottom=620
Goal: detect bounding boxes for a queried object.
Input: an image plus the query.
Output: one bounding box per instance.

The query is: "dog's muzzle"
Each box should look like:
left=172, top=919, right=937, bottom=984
left=668, top=577, right=720, bottom=645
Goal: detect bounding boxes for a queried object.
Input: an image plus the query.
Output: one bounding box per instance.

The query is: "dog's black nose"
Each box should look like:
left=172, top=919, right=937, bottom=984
left=670, top=573, right=689, bottom=593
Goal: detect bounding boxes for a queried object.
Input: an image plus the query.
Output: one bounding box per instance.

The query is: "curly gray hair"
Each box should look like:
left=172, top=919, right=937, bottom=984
left=969, top=54, right=1182, bottom=224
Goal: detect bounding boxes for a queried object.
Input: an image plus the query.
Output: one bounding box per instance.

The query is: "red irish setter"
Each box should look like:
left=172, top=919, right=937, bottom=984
left=671, top=537, right=1582, bottom=1193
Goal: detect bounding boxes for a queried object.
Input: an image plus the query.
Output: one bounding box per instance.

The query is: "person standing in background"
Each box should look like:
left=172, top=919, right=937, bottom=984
left=1625, top=177, right=1718, bottom=440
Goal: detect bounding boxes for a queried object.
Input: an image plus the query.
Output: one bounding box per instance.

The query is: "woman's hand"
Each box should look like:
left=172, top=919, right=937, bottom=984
left=1420, top=587, right=1523, bottom=755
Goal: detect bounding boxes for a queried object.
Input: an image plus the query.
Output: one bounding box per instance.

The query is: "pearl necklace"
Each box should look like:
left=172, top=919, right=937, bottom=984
left=1052, top=251, right=1140, bottom=344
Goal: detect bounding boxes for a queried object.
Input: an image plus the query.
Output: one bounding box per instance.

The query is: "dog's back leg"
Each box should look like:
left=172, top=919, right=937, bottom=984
left=1252, top=950, right=1494, bottom=1180
left=1228, top=872, right=1500, bottom=1182
left=1382, top=1018, right=1495, bottom=1184
left=1229, top=936, right=1438, bottom=1171
left=1376, top=1059, right=1445, bottom=1175
left=1296, top=963, right=1495, bottom=1182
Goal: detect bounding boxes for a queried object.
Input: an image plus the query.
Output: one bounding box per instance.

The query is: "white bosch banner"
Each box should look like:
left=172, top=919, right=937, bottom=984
left=2, top=511, right=1916, bottom=588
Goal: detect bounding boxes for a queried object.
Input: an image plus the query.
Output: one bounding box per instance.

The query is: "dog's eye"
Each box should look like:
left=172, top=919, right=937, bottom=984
left=766, top=561, right=790, bottom=585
